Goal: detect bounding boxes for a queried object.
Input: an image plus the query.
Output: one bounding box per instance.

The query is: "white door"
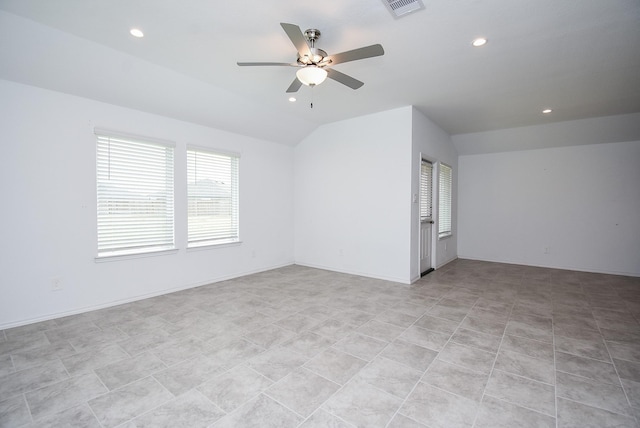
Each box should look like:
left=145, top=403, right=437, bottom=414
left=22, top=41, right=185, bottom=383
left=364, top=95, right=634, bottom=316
left=419, top=159, right=434, bottom=275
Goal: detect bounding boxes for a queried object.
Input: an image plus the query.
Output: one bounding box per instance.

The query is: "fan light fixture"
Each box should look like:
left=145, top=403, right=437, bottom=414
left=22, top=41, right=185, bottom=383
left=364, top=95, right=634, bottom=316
left=296, top=66, right=328, bottom=86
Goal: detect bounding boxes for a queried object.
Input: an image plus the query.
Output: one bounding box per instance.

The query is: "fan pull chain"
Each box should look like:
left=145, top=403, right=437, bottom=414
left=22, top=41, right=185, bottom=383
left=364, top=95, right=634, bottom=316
left=310, top=85, right=314, bottom=109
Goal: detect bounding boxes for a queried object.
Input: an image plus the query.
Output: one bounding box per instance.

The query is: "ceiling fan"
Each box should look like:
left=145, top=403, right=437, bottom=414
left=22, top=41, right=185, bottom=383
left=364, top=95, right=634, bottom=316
left=237, top=23, right=384, bottom=93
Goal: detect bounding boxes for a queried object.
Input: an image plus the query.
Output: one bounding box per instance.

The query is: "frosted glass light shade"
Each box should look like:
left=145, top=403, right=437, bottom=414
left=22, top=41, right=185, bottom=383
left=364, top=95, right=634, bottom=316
left=296, top=66, right=328, bottom=86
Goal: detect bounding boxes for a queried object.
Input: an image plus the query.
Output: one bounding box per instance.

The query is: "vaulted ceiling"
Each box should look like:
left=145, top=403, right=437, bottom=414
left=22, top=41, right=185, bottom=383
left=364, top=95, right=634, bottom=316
left=1, top=0, right=639, bottom=146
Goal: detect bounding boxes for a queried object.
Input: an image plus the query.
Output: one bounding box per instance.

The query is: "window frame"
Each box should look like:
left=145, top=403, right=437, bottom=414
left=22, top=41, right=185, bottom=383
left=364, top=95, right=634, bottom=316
left=186, top=145, right=240, bottom=249
left=95, top=129, right=176, bottom=259
left=438, top=162, right=453, bottom=239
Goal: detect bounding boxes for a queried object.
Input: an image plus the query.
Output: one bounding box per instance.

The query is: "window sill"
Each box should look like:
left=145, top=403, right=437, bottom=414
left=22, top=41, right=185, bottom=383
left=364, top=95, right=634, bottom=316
left=95, top=248, right=178, bottom=263
left=187, top=240, right=242, bottom=252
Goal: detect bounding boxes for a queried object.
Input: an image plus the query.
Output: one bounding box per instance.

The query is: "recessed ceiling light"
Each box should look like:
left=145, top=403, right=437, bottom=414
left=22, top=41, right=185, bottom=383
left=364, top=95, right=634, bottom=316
left=472, top=37, right=487, bottom=47
left=542, top=108, right=552, bottom=114
left=130, top=28, right=144, bottom=38
left=288, top=97, right=296, bottom=102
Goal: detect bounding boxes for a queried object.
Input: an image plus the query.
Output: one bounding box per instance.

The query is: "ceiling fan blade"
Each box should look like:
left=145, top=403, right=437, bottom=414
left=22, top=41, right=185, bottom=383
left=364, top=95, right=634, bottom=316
left=326, top=68, right=364, bottom=90
left=328, top=44, right=384, bottom=66
left=237, top=62, right=296, bottom=67
left=280, top=23, right=312, bottom=58
left=286, top=78, right=303, bottom=93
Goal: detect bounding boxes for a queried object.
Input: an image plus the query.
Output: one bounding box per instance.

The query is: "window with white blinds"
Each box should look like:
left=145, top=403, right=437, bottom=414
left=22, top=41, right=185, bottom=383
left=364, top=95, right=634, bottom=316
left=438, top=162, right=453, bottom=238
left=96, top=131, right=175, bottom=257
left=420, top=159, right=433, bottom=222
left=187, top=147, right=239, bottom=247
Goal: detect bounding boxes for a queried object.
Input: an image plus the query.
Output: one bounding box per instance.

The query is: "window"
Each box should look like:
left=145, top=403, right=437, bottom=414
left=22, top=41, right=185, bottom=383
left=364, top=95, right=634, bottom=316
left=420, top=159, right=433, bottom=222
left=96, top=130, right=175, bottom=257
left=187, top=147, right=239, bottom=247
left=438, top=162, right=452, bottom=238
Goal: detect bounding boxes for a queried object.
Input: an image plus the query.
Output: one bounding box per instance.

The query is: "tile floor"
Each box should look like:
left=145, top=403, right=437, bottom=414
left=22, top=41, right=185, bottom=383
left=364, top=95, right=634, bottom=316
left=1, top=259, right=640, bottom=427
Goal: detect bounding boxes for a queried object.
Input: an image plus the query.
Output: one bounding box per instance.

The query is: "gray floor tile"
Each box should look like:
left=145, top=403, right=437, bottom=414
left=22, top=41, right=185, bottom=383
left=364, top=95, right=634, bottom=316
left=399, top=325, right=451, bottom=352
left=505, top=320, right=553, bottom=343
left=621, top=378, right=640, bottom=409
left=556, top=351, right=620, bottom=385
left=28, top=403, right=101, bottom=428
left=274, top=313, right=321, bottom=334
left=400, top=382, right=478, bottom=428
left=153, top=355, right=225, bottom=395
left=494, top=349, right=555, bottom=384
left=614, top=358, right=640, bottom=382
left=1, top=262, right=638, bottom=428
left=198, top=364, right=273, bottom=412
left=450, top=328, right=501, bottom=353
left=266, top=367, right=340, bottom=417
left=61, top=343, right=129, bottom=375
left=607, top=341, right=640, bottom=363
left=94, top=351, right=166, bottom=390
left=556, top=371, right=633, bottom=416
left=304, top=348, right=367, bottom=385
left=0, top=354, right=13, bottom=376
left=25, top=373, right=108, bottom=419
left=280, top=332, right=335, bottom=358
left=557, top=398, right=638, bottom=428
left=0, top=395, right=31, bottom=428
left=422, top=359, right=488, bottom=401
left=332, top=332, right=388, bottom=361
left=555, top=335, right=611, bottom=362
left=10, top=341, right=76, bottom=371
left=475, top=395, right=555, bottom=428
left=116, top=329, right=173, bottom=356
left=437, top=342, right=496, bottom=375
left=356, top=320, right=404, bottom=342
left=213, top=393, right=302, bottom=428
left=500, top=334, right=554, bottom=362
left=205, top=337, right=265, bottom=368
left=152, top=336, right=208, bottom=366
left=380, top=339, right=438, bottom=371
left=300, top=409, right=355, bottom=427
left=375, top=310, right=421, bottom=328
left=387, top=413, right=428, bottom=427
left=0, top=359, right=69, bottom=401
left=310, top=319, right=356, bottom=341
left=88, top=377, right=173, bottom=428
left=246, top=347, right=309, bottom=382
left=413, top=315, right=459, bottom=335
left=459, top=315, right=506, bottom=336
left=356, top=356, right=422, bottom=399
left=323, top=379, right=402, bottom=427
left=127, top=389, right=225, bottom=428
left=485, top=369, right=555, bottom=416
left=242, top=324, right=296, bottom=349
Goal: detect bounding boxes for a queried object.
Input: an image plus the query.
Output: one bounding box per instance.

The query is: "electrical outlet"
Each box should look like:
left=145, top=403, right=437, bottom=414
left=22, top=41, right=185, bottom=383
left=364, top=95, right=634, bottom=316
left=51, top=277, right=63, bottom=291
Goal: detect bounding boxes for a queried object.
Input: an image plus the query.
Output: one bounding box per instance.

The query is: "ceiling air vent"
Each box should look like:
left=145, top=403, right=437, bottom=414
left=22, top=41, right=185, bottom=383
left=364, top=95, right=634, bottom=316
left=382, top=0, right=425, bottom=18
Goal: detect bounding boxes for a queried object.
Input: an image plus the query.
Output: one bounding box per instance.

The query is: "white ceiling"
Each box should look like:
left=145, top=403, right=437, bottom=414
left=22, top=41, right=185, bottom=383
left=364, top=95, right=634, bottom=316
left=1, top=0, right=639, bottom=146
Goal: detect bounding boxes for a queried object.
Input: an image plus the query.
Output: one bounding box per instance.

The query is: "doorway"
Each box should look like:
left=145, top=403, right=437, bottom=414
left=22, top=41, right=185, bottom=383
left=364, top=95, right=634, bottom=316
left=419, top=158, right=434, bottom=276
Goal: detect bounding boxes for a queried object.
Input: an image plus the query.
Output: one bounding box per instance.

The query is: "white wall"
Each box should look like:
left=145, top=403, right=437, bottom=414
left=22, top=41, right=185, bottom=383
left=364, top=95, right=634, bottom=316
left=410, top=108, right=459, bottom=281
left=0, top=80, right=295, bottom=328
left=294, top=107, right=414, bottom=283
left=458, top=139, right=640, bottom=276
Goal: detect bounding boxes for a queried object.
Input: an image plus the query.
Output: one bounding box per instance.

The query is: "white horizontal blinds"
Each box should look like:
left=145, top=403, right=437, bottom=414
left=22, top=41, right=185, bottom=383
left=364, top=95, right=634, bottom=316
left=438, top=162, right=452, bottom=238
left=187, top=148, right=239, bottom=247
left=420, top=159, right=433, bottom=221
left=96, top=133, right=175, bottom=257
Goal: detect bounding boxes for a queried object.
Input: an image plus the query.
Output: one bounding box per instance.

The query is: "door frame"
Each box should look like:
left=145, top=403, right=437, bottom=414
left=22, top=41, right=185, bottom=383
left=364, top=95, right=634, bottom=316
left=418, top=153, right=437, bottom=276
